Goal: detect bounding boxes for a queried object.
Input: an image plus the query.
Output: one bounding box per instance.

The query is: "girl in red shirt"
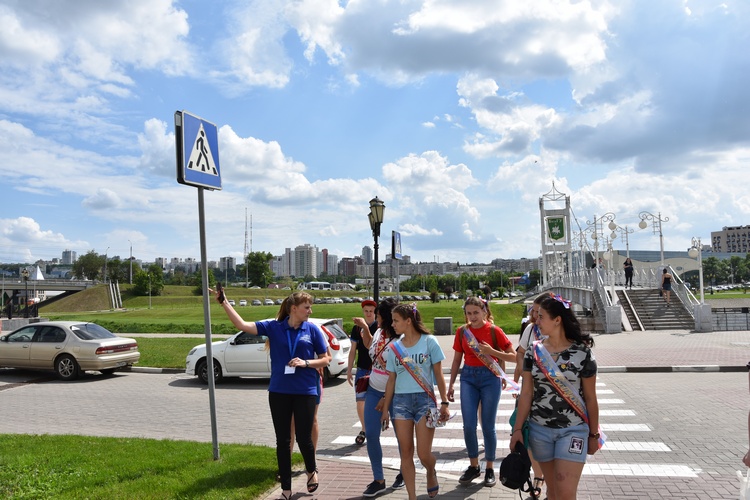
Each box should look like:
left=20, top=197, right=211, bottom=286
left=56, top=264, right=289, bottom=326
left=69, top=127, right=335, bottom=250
left=448, top=296, right=516, bottom=487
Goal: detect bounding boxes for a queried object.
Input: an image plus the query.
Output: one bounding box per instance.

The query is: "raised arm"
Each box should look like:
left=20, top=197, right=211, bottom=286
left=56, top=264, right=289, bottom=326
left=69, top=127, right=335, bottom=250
left=210, top=287, right=258, bottom=334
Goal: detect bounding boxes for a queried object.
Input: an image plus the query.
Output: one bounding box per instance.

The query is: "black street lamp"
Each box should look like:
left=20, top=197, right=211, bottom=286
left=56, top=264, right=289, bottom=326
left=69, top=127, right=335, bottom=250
left=21, top=268, right=29, bottom=318
left=368, top=197, right=385, bottom=303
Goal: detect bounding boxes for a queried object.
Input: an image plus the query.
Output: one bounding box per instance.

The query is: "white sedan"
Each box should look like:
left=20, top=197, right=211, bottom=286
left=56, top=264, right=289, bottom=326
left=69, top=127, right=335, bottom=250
left=185, top=318, right=350, bottom=385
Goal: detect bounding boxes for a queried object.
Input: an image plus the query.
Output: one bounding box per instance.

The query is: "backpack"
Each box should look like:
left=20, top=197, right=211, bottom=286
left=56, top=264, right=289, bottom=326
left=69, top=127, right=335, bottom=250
left=499, top=442, right=536, bottom=498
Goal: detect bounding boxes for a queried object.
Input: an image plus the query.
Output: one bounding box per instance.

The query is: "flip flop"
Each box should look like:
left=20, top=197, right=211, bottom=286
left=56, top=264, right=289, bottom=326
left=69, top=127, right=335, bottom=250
left=355, top=430, right=366, bottom=445
left=307, top=469, right=319, bottom=493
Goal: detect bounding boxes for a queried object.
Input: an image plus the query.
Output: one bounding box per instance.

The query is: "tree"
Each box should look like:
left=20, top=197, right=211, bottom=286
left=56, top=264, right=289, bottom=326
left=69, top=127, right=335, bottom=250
left=132, top=265, right=164, bottom=296
left=73, top=251, right=104, bottom=280
left=191, top=270, right=217, bottom=296
left=246, top=251, right=275, bottom=288
left=106, top=257, right=126, bottom=283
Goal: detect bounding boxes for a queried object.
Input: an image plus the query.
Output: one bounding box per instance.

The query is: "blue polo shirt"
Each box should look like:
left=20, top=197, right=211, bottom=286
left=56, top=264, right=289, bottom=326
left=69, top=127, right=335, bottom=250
left=256, top=318, right=328, bottom=395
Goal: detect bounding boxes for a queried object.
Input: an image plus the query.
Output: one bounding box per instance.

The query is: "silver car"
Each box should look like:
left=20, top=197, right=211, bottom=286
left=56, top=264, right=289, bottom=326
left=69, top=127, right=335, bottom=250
left=0, top=321, right=140, bottom=381
left=185, top=318, right=350, bottom=385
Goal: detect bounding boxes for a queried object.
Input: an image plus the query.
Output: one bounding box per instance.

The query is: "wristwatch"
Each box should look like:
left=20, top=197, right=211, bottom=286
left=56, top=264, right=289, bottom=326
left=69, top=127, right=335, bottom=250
left=305, top=360, right=310, bottom=368
left=589, top=432, right=600, bottom=439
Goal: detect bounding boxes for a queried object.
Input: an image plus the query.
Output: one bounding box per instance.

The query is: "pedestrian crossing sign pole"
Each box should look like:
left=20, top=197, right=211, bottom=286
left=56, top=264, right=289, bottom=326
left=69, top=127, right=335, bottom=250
left=174, top=110, right=221, bottom=461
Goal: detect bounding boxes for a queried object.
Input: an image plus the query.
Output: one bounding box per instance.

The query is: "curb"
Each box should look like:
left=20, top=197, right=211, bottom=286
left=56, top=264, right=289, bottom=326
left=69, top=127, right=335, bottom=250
left=130, top=367, right=184, bottom=374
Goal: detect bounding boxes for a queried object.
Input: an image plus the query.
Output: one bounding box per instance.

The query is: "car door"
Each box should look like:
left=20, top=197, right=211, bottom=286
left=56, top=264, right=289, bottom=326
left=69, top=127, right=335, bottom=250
left=223, top=333, right=269, bottom=375
left=29, top=326, right=67, bottom=369
left=0, top=326, right=38, bottom=367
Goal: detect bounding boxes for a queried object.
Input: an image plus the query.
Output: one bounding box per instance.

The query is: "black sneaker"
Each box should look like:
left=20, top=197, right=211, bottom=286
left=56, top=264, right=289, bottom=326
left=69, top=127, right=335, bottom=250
left=458, top=465, right=481, bottom=484
left=363, top=480, right=387, bottom=497
left=391, top=473, right=405, bottom=489
left=484, top=468, right=496, bottom=487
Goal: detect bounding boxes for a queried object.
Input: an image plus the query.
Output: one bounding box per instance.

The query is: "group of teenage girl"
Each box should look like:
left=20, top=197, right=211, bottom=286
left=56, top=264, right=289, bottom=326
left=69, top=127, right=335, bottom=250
left=212, top=287, right=600, bottom=500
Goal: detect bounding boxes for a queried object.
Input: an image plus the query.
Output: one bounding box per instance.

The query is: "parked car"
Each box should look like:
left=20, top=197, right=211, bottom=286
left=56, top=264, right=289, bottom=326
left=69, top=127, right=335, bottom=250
left=0, top=321, right=140, bottom=381
left=185, top=318, right=350, bottom=384
left=228, top=299, right=236, bottom=306
left=274, top=298, right=284, bottom=305
left=263, top=299, right=274, bottom=306
left=239, top=299, right=247, bottom=306
left=251, top=299, right=262, bottom=306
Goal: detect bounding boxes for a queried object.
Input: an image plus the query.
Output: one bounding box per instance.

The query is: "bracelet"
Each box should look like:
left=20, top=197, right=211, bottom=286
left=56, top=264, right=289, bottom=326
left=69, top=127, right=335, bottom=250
left=512, top=429, right=522, bottom=434
left=440, top=402, right=449, bottom=406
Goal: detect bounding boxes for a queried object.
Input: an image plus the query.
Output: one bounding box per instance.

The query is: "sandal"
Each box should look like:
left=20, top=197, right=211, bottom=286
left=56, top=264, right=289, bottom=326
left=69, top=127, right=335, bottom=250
left=526, top=477, right=544, bottom=500
left=355, top=430, right=366, bottom=445
left=306, top=469, right=319, bottom=493
left=427, top=469, right=439, bottom=498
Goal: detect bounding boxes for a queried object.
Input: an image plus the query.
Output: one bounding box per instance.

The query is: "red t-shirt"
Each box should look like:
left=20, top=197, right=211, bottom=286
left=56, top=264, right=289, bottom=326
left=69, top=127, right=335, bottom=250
left=453, top=322, right=512, bottom=367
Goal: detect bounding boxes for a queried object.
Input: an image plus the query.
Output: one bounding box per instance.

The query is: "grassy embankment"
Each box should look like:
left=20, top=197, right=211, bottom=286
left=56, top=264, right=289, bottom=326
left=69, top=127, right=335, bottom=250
left=40, top=284, right=526, bottom=368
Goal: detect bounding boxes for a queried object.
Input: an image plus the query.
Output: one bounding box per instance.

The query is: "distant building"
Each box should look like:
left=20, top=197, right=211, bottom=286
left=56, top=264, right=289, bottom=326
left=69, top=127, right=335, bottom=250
left=711, top=225, right=750, bottom=253
left=219, top=256, right=236, bottom=271
left=294, top=244, right=318, bottom=277
left=362, top=246, right=373, bottom=265
left=61, top=249, right=77, bottom=265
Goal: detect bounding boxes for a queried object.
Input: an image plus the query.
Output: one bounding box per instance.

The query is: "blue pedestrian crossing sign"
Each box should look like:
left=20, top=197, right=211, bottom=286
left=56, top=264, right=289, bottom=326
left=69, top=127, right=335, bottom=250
left=175, top=110, right=222, bottom=190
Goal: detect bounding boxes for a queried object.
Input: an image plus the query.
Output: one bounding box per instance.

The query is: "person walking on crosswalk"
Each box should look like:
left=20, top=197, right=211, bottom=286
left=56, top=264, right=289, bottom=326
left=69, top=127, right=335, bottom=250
left=448, top=296, right=517, bottom=488
left=382, top=304, right=450, bottom=500
left=511, top=295, right=601, bottom=500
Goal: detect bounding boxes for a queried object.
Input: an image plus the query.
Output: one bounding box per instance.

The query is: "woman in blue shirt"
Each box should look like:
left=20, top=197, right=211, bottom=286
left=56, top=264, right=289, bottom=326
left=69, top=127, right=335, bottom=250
left=215, top=289, right=330, bottom=500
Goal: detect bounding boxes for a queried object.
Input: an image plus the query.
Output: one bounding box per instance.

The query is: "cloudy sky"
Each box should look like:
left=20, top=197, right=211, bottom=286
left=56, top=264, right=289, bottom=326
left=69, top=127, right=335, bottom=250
left=1, top=0, right=748, bottom=267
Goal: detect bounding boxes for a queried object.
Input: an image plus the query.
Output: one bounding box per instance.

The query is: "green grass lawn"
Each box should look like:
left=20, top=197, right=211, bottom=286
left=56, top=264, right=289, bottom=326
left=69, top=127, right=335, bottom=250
left=0, top=434, right=302, bottom=500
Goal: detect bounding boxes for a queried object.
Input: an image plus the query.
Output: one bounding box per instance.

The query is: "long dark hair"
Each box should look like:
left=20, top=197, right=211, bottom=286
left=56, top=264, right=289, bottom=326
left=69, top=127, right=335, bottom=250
left=540, top=297, right=594, bottom=348
left=392, top=303, right=431, bottom=335
left=376, top=297, right=399, bottom=339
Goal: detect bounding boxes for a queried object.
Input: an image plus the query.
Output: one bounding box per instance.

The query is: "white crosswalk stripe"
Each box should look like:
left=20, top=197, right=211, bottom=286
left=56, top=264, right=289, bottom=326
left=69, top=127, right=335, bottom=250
left=334, top=375, right=698, bottom=479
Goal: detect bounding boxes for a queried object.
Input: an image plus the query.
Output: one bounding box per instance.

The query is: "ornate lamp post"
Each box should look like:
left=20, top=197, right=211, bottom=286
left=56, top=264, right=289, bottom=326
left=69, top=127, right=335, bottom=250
left=611, top=224, right=634, bottom=259
left=21, top=267, right=30, bottom=318
left=585, top=212, right=617, bottom=267
left=688, top=237, right=705, bottom=304
left=639, top=211, right=669, bottom=266
left=368, top=197, right=385, bottom=303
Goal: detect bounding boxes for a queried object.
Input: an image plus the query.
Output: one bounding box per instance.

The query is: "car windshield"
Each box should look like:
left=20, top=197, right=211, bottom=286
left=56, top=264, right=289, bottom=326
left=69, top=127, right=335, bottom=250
left=70, top=323, right=117, bottom=340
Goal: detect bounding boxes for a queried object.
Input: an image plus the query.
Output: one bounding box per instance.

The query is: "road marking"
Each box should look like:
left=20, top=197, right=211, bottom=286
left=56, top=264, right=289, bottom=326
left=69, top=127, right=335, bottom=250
left=584, top=463, right=701, bottom=478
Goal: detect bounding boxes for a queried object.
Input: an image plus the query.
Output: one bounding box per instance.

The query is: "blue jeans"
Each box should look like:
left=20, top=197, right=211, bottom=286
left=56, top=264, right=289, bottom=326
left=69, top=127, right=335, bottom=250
left=460, top=365, right=501, bottom=462
left=364, top=385, right=397, bottom=481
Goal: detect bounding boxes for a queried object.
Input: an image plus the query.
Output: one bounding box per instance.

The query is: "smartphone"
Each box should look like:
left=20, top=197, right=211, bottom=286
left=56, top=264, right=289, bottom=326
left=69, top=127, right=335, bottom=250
left=381, top=420, right=389, bottom=432
left=216, top=282, right=226, bottom=304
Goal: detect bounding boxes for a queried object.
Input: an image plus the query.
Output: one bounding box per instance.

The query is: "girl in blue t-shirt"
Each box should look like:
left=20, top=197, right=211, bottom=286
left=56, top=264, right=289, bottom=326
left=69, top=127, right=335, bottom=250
left=214, top=289, right=330, bottom=500
left=381, top=304, right=449, bottom=500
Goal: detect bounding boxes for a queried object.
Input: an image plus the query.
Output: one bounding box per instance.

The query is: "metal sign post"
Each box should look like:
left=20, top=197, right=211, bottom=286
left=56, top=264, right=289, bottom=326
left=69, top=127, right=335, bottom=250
left=175, top=110, right=222, bottom=460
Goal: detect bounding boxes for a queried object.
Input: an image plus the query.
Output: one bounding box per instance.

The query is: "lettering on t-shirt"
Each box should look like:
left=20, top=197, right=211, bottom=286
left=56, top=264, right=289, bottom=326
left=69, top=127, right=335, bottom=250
left=395, top=351, right=430, bottom=366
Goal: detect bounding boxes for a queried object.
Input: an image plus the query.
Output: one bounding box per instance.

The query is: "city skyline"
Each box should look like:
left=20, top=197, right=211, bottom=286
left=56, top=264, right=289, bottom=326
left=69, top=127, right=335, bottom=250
left=2, top=2, right=750, bottom=266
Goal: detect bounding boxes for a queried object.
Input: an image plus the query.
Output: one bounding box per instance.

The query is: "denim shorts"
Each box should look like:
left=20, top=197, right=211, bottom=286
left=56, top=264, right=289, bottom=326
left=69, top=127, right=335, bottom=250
left=354, top=368, right=370, bottom=401
left=392, top=392, right=435, bottom=423
left=528, top=421, right=589, bottom=463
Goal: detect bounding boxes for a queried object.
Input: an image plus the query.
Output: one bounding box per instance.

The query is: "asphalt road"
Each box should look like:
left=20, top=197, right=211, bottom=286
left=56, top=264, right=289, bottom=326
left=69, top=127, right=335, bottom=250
left=1, top=366, right=747, bottom=499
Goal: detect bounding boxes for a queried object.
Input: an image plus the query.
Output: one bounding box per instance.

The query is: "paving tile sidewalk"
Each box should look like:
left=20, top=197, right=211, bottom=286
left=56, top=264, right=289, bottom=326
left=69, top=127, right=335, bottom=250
left=260, top=328, right=750, bottom=500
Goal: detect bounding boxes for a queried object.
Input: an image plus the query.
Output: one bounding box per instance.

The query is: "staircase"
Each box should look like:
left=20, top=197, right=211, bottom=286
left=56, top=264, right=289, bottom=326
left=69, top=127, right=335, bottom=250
left=616, top=289, right=694, bottom=330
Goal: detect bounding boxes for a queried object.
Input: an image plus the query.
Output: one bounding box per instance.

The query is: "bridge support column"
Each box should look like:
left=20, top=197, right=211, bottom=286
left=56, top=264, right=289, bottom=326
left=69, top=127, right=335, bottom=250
left=693, top=304, right=713, bottom=332
left=604, top=305, right=622, bottom=334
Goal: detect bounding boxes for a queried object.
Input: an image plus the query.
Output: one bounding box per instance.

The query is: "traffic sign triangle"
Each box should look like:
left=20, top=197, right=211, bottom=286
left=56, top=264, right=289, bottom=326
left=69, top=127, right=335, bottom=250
left=186, top=123, right=219, bottom=176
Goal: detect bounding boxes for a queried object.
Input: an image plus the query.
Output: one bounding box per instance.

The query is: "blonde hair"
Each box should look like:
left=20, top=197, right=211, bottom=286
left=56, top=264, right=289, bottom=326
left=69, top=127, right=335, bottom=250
left=276, top=291, right=313, bottom=321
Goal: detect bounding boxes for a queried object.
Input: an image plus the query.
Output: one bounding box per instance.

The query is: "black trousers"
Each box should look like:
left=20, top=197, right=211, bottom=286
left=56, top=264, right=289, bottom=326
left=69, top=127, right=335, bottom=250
left=625, top=272, right=633, bottom=287
left=268, top=391, right=317, bottom=491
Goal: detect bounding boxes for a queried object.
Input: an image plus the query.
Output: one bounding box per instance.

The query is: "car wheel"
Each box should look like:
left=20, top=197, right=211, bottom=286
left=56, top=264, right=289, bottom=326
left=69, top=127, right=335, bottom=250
left=196, top=358, right=223, bottom=384
left=55, top=354, right=80, bottom=381
left=322, top=367, right=330, bottom=385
